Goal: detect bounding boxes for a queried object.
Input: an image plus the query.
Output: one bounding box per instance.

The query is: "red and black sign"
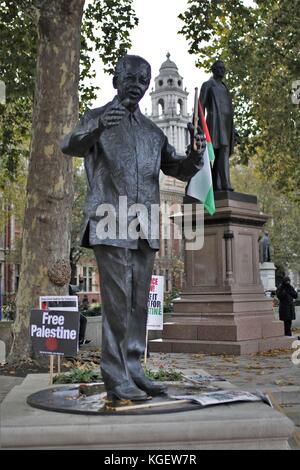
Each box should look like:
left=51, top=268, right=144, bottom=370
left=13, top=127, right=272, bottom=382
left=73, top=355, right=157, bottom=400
left=30, top=309, right=79, bottom=356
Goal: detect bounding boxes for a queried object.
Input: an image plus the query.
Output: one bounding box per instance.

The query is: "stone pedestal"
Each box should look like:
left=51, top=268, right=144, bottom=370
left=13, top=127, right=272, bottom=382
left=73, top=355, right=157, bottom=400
left=259, top=262, right=276, bottom=291
left=150, top=192, right=291, bottom=355
left=0, top=374, right=294, bottom=449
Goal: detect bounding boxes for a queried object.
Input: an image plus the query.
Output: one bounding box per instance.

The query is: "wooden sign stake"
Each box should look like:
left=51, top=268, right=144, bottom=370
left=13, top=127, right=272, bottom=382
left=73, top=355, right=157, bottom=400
left=49, top=354, right=54, bottom=385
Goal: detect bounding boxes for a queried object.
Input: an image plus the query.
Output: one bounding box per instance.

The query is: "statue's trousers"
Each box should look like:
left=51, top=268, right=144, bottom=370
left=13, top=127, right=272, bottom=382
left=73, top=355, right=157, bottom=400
left=93, top=240, right=156, bottom=391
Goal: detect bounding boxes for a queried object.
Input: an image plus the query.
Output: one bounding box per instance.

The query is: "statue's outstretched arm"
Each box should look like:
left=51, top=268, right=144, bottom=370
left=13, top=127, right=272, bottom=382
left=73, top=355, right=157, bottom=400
left=161, top=133, right=205, bottom=182
left=60, top=109, right=103, bottom=158
left=60, top=99, right=126, bottom=157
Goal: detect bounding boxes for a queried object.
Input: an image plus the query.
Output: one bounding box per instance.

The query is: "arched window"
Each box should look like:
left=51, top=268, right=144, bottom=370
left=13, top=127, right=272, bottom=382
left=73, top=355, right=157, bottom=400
left=158, top=99, right=164, bottom=117
left=177, top=99, right=183, bottom=115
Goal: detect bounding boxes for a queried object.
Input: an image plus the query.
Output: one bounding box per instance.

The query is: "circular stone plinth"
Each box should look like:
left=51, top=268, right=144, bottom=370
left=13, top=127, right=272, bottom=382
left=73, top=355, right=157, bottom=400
left=27, top=382, right=202, bottom=415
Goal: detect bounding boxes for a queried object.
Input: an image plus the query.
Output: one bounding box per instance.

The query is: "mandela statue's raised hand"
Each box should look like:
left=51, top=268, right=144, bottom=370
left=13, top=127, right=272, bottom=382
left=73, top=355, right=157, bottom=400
left=187, top=122, right=206, bottom=169
left=98, top=98, right=130, bottom=130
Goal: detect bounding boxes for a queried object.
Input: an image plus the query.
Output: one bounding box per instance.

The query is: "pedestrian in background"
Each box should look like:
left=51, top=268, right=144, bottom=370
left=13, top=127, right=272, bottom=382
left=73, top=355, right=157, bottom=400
left=276, top=276, right=298, bottom=336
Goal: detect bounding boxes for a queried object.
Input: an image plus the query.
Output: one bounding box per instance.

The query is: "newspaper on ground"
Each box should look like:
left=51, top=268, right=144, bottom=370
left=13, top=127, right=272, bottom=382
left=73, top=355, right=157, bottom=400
left=169, top=389, right=263, bottom=407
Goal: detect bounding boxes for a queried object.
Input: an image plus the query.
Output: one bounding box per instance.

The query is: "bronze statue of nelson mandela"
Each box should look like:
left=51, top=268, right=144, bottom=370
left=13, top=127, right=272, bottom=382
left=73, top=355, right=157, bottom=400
left=61, top=55, right=206, bottom=402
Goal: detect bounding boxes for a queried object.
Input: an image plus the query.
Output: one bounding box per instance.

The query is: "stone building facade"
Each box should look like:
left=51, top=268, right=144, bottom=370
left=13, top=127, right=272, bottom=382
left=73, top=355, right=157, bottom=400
left=150, top=53, right=190, bottom=293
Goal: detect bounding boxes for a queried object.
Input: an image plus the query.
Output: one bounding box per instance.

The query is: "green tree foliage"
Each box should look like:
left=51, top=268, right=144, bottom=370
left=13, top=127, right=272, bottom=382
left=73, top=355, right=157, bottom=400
left=81, top=0, right=138, bottom=105
left=0, top=0, right=138, bottom=184
left=231, top=159, right=300, bottom=272
left=179, top=0, right=300, bottom=199
left=0, top=2, right=34, bottom=183
left=0, top=0, right=138, bottom=111
left=0, top=0, right=138, bottom=247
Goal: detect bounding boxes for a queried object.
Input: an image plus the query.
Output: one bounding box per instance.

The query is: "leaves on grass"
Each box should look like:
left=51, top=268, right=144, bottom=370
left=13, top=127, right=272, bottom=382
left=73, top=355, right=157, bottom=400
left=274, top=378, right=296, bottom=386
left=191, top=354, right=206, bottom=360
left=254, top=349, right=292, bottom=357
left=53, top=368, right=102, bottom=384
left=62, top=360, right=99, bottom=371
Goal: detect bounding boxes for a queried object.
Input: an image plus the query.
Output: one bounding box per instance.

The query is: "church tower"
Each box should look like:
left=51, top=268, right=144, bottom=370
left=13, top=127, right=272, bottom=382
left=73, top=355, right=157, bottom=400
left=150, top=53, right=190, bottom=155
left=150, top=54, right=190, bottom=293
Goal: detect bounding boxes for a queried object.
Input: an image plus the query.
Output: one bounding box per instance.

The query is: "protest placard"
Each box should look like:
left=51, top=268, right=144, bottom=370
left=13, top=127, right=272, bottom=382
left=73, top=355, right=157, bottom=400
left=37, top=296, right=80, bottom=381
left=30, top=309, right=79, bottom=357
left=147, top=275, right=164, bottom=331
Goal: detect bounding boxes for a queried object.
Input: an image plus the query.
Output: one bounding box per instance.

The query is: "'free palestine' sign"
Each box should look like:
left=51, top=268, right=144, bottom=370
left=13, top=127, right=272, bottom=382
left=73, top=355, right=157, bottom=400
left=147, top=275, right=164, bottom=331
left=30, top=309, right=79, bottom=356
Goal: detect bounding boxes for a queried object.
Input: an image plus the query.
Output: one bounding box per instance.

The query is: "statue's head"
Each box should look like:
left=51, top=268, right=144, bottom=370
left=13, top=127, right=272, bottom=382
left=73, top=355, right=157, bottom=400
left=211, top=60, right=226, bottom=79
left=113, top=54, right=151, bottom=110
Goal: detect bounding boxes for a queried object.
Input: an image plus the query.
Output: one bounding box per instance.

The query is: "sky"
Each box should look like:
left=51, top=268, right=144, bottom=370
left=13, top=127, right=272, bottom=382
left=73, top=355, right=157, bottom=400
left=93, top=0, right=210, bottom=114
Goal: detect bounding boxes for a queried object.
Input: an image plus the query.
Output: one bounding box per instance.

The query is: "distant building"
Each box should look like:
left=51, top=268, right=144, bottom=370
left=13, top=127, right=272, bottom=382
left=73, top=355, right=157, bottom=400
left=75, top=256, right=100, bottom=305
left=149, top=53, right=190, bottom=293
left=0, top=213, right=21, bottom=316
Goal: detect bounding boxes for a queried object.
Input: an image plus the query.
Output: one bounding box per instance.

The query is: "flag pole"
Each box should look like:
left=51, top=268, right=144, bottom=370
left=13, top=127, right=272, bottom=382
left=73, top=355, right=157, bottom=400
left=193, top=87, right=199, bottom=151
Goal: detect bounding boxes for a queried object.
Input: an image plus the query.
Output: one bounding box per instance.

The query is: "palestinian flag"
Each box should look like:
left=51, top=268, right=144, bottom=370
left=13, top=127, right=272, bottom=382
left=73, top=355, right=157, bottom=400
left=187, top=100, right=216, bottom=215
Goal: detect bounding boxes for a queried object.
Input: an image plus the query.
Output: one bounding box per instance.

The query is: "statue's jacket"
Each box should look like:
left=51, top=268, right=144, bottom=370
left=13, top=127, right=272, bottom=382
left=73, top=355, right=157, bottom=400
left=200, top=78, right=235, bottom=155
left=61, top=96, right=201, bottom=250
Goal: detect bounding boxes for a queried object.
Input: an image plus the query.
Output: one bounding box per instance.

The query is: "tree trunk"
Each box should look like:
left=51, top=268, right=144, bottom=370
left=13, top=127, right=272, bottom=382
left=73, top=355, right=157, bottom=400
left=9, top=0, right=85, bottom=363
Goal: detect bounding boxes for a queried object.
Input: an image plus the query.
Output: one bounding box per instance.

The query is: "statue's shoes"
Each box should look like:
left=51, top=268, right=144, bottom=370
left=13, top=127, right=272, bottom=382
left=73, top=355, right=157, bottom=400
left=132, top=375, right=168, bottom=396
left=106, top=383, right=148, bottom=402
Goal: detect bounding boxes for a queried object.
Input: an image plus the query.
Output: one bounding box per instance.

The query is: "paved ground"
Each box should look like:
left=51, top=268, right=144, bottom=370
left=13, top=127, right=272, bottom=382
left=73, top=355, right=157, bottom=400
left=147, top=349, right=300, bottom=392
left=0, top=376, right=23, bottom=404
left=147, top=348, right=300, bottom=445
left=1, top=348, right=299, bottom=402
